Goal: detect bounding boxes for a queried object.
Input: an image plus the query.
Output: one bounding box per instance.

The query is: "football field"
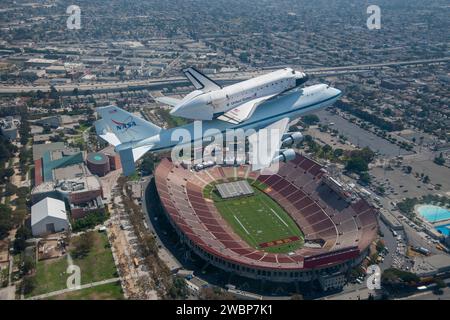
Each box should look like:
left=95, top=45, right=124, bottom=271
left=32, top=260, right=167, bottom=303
left=209, top=181, right=304, bottom=253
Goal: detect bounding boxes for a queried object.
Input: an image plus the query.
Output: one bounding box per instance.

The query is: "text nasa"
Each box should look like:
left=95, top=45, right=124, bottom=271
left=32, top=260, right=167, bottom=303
left=115, top=120, right=137, bottom=131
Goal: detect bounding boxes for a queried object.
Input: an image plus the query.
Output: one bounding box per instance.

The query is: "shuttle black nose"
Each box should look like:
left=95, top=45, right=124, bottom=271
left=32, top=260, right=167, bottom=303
left=296, top=74, right=309, bottom=87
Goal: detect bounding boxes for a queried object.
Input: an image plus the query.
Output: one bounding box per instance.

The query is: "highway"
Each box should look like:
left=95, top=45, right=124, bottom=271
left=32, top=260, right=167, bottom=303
left=0, top=57, right=448, bottom=95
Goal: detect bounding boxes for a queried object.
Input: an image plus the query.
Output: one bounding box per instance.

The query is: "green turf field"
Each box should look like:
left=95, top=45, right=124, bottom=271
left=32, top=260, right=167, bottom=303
left=205, top=179, right=304, bottom=253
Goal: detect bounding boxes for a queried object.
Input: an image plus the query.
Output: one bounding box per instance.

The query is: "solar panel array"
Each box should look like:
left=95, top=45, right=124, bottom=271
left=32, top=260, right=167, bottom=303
left=216, top=180, right=254, bottom=199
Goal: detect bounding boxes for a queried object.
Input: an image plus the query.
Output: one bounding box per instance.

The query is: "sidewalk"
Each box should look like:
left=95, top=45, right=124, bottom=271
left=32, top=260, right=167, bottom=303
left=27, top=277, right=120, bottom=300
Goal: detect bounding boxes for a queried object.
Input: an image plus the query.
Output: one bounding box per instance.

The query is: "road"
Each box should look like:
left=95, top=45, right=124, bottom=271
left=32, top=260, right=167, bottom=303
left=26, top=277, right=121, bottom=300
left=396, top=287, right=450, bottom=300
left=1, top=57, right=448, bottom=95
left=378, top=218, right=399, bottom=270
left=321, top=287, right=378, bottom=300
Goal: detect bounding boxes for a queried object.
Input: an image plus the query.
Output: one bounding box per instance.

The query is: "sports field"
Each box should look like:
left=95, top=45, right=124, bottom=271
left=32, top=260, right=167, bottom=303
left=204, top=179, right=304, bottom=253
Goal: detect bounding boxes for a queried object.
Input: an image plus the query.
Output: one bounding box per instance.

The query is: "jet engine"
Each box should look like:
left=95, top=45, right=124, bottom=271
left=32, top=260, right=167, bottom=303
left=272, top=149, right=296, bottom=164
left=281, top=132, right=303, bottom=147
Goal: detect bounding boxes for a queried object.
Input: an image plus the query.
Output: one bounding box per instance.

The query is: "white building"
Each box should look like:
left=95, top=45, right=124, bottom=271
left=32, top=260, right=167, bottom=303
left=31, top=197, right=69, bottom=236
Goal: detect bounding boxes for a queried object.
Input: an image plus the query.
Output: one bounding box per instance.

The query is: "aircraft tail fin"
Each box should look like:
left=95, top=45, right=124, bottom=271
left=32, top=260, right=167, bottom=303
left=95, top=106, right=161, bottom=145
left=183, top=67, right=221, bottom=92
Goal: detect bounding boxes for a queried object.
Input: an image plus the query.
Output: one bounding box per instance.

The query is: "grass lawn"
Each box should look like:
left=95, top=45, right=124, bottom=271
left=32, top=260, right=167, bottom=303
left=208, top=179, right=304, bottom=253
left=48, top=281, right=124, bottom=300
left=27, top=232, right=118, bottom=297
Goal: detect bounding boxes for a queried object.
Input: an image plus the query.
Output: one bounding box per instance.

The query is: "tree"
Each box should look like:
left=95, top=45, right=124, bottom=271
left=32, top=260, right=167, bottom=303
left=359, top=172, right=371, bottom=185
left=346, top=158, right=369, bottom=174
left=49, top=85, right=59, bottom=100
left=168, top=276, right=188, bottom=299
left=302, top=114, right=320, bottom=125
left=376, top=186, right=386, bottom=195
left=21, top=255, right=35, bottom=275
left=14, top=224, right=32, bottom=253
left=239, top=52, right=249, bottom=63
left=353, top=147, right=375, bottom=163
left=381, top=268, right=420, bottom=294
left=405, top=166, right=413, bottom=174
left=1, top=167, right=14, bottom=181
left=434, top=278, right=446, bottom=289
left=140, top=154, right=155, bottom=175
left=376, top=240, right=386, bottom=253
left=20, top=276, right=36, bottom=295
left=322, top=144, right=332, bottom=154
left=72, top=232, right=94, bottom=258
left=71, top=211, right=107, bottom=232
left=434, top=153, right=445, bottom=166
left=333, top=148, right=344, bottom=159
left=0, top=204, right=13, bottom=239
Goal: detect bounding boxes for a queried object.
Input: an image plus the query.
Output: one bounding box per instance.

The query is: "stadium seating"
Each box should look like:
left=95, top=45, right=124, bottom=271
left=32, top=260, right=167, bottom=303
left=154, top=153, right=378, bottom=272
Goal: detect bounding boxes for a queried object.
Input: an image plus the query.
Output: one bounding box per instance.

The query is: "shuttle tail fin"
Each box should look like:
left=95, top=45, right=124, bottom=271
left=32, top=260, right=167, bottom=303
left=183, top=67, right=221, bottom=92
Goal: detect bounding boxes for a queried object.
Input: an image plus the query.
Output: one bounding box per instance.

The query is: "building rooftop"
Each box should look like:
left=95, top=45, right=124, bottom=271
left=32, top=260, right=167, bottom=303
left=42, top=148, right=83, bottom=182
left=32, top=142, right=65, bottom=161
left=32, top=175, right=102, bottom=195
left=31, top=197, right=67, bottom=226
left=53, top=163, right=87, bottom=181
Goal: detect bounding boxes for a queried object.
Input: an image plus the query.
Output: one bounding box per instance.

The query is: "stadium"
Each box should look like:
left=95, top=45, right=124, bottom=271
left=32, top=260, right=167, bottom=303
left=154, top=153, right=378, bottom=284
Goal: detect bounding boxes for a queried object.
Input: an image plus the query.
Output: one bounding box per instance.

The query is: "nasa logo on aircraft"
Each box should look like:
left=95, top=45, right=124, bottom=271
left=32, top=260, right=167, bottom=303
left=111, top=118, right=137, bottom=131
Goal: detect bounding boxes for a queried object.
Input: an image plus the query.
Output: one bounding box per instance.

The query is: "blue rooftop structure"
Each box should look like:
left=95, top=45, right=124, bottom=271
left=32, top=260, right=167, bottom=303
left=42, top=150, right=83, bottom=182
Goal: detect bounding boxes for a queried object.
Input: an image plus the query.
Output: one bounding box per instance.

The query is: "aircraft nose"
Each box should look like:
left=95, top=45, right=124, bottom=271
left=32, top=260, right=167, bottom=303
left=333, top=88, right=342, bottom=97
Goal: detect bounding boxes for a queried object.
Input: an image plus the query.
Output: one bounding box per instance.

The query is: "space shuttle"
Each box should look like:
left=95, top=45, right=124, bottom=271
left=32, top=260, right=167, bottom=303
left=156, top=67, right=308, bottom=124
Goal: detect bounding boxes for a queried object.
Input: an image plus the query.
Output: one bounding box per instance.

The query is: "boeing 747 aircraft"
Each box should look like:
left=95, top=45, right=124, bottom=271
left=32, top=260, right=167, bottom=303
left=95, top=83, right=342, bottom=176
left=156, top=67, right=308, bottom=124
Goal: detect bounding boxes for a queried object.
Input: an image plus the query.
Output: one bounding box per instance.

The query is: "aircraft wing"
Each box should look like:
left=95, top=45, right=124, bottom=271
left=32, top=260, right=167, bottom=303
left=248, top=117, right=290, bottom=172
left=155, top=96, right=182, bottom=107
left=217, top=94, right=277, bottom=124
left=183, top=67, right=221, bottom=92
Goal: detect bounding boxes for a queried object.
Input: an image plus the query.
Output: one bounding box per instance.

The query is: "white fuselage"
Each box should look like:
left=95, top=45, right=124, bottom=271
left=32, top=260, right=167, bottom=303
left=170, top=68, right=308, bottom=120
left=121, top=84, right=342, bottom=153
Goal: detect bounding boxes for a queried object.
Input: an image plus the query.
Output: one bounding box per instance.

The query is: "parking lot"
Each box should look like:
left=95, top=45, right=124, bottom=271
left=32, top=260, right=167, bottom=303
left=316, top=109, right=413, bottom=157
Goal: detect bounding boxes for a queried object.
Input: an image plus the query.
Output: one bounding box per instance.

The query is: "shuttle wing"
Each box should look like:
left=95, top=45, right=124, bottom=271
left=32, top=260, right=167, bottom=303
left=248, top=117, right=290, bottom=172
left=217, top=94, right=277, bottom=124
left=183, top=67, right=221, bottom=92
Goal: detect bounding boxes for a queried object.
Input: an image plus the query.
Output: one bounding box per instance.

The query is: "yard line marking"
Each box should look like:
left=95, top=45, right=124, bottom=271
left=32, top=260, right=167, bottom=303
left=270, top=208, right=289, bottom=227
left=234, top=215, right=250, bottom=235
